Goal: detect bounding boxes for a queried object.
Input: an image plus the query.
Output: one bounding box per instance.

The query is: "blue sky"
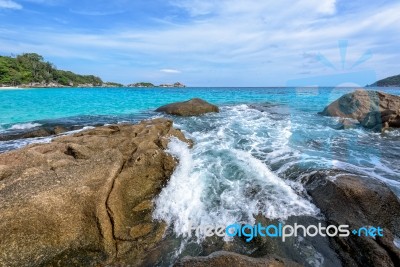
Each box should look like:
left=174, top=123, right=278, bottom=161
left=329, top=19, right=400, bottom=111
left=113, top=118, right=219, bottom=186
left=0, top=0, right=399, bottom=86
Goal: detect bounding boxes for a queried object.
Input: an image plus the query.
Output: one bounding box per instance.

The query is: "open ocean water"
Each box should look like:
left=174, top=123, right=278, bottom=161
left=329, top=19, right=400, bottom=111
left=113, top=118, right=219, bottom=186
left=1, top=87, right=400, bottom=265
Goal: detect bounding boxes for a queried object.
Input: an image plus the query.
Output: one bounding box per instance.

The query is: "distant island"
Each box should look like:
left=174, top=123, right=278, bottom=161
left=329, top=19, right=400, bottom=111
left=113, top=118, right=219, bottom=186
left=128, top=82, right=155, bottom=87
left=368, top=74, right=400, bottom=87
left=0, top=53, right=123, bottom=88
left=127, top=82, right=186, bottom=88
left=0, top=53, right=187, bottom=89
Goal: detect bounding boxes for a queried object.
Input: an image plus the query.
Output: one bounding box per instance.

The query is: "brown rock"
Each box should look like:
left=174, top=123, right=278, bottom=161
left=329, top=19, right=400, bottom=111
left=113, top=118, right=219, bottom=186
left=53, top=125, right=69, bottom=135
left=361, top=110, right=400, bottom=131
left=174, top=251, right=302, bottom=267
left=320, top=89, right=400, bottom=130
left=0, top=118, right=191, bottom=266
left=304, top=171, right=400, bottom=267
left=0, top=125, right=84, bottom=141
left=156, top=98, right=219, bottom=116
left=129, top=223, right=154, bottom=239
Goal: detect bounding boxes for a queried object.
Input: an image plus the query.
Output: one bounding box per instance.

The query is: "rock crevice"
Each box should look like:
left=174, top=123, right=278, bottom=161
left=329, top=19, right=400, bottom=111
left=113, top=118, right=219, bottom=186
left=0, top=118, right=191, bottom=266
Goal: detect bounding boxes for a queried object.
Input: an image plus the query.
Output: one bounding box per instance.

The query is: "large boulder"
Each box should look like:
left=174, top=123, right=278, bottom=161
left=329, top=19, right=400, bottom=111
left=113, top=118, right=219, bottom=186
left=174, top=251, right=302, bottom=267
left=303, top=171, right=400, bottom=267
left=156, top=98, right=219, bottom=116
left=320, top=90, right=400, bottom=131
left=0, top=119, right=191, bottom=266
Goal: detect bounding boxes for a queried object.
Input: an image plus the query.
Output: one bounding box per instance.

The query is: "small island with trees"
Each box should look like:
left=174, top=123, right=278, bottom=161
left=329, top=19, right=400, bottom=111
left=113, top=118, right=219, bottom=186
left=127, top=82, right=186, bottom=88
left=367, top=74, right=400, bottom=87
left=0, top=53, right=187, bottom=89
left=0, top=53, right=123, bottom=88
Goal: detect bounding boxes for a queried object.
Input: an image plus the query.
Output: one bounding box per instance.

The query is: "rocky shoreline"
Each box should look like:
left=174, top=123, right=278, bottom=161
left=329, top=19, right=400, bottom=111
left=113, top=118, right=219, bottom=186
left=0, top=83, right=123, bottom=88
left=1, top=95, right=400, bottom=266
left=0, top=119, right=191, bottom=266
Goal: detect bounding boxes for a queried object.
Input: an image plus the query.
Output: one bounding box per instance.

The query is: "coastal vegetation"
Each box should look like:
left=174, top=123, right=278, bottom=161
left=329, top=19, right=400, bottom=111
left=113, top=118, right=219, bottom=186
left=369, top=74, right=400, bottom=87
left=0, top=53, right=114, bottom=87
left=102, top=82, right=124, bottom=87
left=0, top=54, right=186, bottom=88
left=160, top=82, right=186, bottom=88
left=127, top=82, right=155, bottom=87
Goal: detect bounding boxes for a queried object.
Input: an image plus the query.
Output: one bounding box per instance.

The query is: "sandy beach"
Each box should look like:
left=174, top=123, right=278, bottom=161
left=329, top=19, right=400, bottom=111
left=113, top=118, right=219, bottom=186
left=0, top=86, right=24, bottom=90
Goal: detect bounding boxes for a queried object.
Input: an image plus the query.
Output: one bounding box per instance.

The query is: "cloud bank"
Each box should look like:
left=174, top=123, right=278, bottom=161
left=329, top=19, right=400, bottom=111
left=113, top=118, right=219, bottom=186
left=0, top=0, right=399, bottom=86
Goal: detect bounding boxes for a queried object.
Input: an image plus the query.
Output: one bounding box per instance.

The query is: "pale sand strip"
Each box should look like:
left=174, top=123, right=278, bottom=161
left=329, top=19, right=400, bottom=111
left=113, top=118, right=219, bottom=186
left=0, top=86, right=24, bottom=90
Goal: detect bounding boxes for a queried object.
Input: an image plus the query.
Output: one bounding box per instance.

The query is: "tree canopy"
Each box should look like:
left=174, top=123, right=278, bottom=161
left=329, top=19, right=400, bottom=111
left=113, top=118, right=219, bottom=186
left=0, top=53, right=103, bottom=86
left=370, top=74, right=400, bottom=87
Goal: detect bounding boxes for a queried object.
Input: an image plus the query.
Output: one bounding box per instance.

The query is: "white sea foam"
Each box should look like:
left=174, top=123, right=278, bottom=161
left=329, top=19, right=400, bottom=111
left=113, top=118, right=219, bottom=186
left=0, top=125, right=94, bottom=153
left=9, top=122, right=42, bottom=130
left=60, top=126, right=95, bottom=135
left=153, top=137, right=318, bottom=240
left=386, top=129, right=400, bottom=137
left=154, top=103, right=400, bottom=241
left=0, top=136, right=52, bottom=153
left=153, top=104, right=319, bottom=240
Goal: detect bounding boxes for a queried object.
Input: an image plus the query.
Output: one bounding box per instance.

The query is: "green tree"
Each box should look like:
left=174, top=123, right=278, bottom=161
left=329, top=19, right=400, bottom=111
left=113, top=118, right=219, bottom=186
left=0, top=53, right=109, bottom=87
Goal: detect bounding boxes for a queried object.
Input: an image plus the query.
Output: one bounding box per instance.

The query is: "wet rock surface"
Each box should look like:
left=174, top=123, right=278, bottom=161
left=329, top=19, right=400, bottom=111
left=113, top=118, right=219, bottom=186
left=1, top=116, right=400, bottom=266
left=174, top=251, right=302, bottom=267
left=0, top=118, right=191, bottom=266
left=156, top=98, right=219, bottom=116
left=0, top=124, right=85, bottom=141
left=320, top=90, right=400, bottom=131
left=304, top=171, right=400, bottom=267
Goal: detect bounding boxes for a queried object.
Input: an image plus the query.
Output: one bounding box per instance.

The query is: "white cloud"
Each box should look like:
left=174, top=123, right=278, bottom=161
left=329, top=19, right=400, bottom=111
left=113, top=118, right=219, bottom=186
left=160, top=69, right=182, bottom=74
left=317, top=0, right=337, bottom=15
left=0, top=0, right=22, bottom=9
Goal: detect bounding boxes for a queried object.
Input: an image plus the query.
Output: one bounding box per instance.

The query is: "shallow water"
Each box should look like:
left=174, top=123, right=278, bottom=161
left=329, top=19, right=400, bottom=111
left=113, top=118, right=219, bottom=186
left=153, top=101, right=400, bottom=237
left=1, top=86, right=399, bottom=126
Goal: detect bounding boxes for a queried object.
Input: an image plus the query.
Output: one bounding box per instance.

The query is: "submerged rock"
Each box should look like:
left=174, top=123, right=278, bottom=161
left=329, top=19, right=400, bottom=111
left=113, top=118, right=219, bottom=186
left=0, top=119, right=191, bottom=266
left=338, top=118, right=358, bottom=130
left=174, top=251, right=301, bottom=267
left=320, top=89, right=400, bottom=131
left=0, top=125, right=84, bottom=141
left=249, top=215, right=342, bottom=266
left=304, top=171, right=400, bottom=267
left=156, top=98, right=219, bottom=116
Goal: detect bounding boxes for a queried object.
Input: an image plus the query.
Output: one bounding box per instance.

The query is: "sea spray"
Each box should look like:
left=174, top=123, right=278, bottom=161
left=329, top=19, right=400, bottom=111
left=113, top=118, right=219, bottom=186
left=9, top=122, right=42, bottom=130
left=153, top=138, right=207, bottom=237
left=153, top=111, right=319, bottom=240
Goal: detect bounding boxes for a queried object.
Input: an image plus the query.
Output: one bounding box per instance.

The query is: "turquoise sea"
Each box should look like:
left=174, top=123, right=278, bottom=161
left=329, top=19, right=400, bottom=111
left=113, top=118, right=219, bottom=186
left=2, top=87, right=399, bottom=126
left=1, top=88, right=400, bottom=182
left=1, top=87, right=400, bottom=187
left=1, top=86, right=400, bottom=265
